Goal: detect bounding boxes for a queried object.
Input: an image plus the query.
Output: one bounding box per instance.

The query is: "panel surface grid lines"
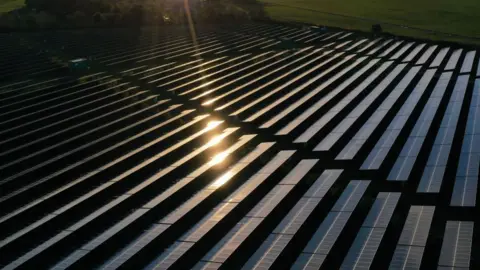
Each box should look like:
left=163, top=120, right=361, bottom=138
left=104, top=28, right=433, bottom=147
left=315, top=63, right=406, bottom=151
left=196, top=157, right=319, bottom=268
left=387, top=72, right=453, bottom=181
left=3, top=24, right=480, bottom=270
left=295, top=60, right=393, bottom=144
left=241, top=51, right=350, bottom=122
left=460, top=51, right=476, bottom=73
left=99, top=139, right=270, bottom=269
left=362, top=192, right=401, bottom=229
left=340, top=191, right=400, bottom=269
left=243, top=171, right=345, bottom=270
left=416, top=45, right=437, bottom=65
left=292, top=180, right=371, bottom=270
left=304, top=169, right=343, bottom=198
left=362, top=69, right=436, bottom=170
left=146, top=150, right=296, bottom=269
left=260, top=55, right=367, bottom=130
left=161, top=141, right=273, bottom=224
left=389, top=206, right=435, bottom=269
left=438, top=221, right=474, bottom=268
left=278, top=58, right=379, bottom=136
left=451, top=79, right=480, bottom=206
left=340, top=227, right=386, bottom=270
left=337, top=66, right=420, bottom=160
left=445, top=49, right=462, bottom=70
left=418, top=75, right=469, bottom=193
left=430, top=47, right=449, bottom=67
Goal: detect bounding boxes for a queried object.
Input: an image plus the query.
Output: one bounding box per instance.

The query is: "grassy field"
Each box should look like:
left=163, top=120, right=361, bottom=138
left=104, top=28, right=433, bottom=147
left=0, top=0, right=23, bottom=13
left=260, top=0, right=480, bottom=44
left=2, top=0, right=479, bottom=44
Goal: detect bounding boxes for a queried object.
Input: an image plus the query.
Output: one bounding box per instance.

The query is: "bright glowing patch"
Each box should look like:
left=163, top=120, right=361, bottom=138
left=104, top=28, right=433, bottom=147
left=203, top=99, right=215, bottom=105
left=209, top=152, right=229, bottom=166
left=206, top=135, right=223, bottom=147
left=210, top=171, right=234, bottom=188
left=206, top=120, right=222, bottom=130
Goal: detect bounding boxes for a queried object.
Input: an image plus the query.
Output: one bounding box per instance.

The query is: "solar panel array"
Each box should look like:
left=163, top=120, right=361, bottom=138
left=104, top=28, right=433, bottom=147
left=1, top=22, right=479, bottom=269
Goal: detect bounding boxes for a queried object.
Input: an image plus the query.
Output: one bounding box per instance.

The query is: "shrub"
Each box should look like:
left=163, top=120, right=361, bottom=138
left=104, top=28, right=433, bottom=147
left=92, top=12, right=105, bottom=25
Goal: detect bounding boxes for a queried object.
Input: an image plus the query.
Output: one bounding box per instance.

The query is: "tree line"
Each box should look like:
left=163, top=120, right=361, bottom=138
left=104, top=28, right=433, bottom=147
left=1, top=0, right=266, bottom=30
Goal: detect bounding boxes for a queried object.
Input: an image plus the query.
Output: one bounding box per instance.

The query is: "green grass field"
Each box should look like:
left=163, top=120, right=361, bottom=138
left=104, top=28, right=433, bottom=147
left=0, top=0, right=23, bottom=13
left=260, top=0, right=480, bottom=44
left=2, top=0, right=479, bottom=44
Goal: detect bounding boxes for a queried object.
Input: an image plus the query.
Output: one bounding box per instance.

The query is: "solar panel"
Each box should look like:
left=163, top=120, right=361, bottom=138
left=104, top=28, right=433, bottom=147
left=200, top=49, right=321, bottom=107
left=242, top=169, right=343, bottom=269
left=212, top=49, right=325, bottom=111
left=163, top=142, right=273, bottom=223
left=356, top=38, right=380, bottom=53
left=438, top=221, right=473, bottom=268
left=181, top=203, right=238, bottom=242
left=3, top=231, right=72, bottom=270
left=365, top=39, right=388, bottom=54
left=346, top=39, right=368, bottom=51
left=362, top=193, right=400, bottom=228
left=337, top=67, right=420, bottom=159
left=430, top=47, right=449, bottom=67
left=306, top=211, right=352, bottom=255
left=295, top=61, right=392, bottom=143
left=243, top=52, right=348, bottom=122
left=147, top=241, right=195, bottom=269
left=445, top=49, right=463, bottom=70
left=192, top=49, right=316, bottom=101
left=390, top=245, right=425, bottom=269
left=279, top=159, right=318, bottom=185
left=388, top=72, right=453, bottom=181
left=273, top=197, right=321, bottom=234
left=228, top=51, right=337, bottom=117
left=451, top=176, right=478, bottom=206
left=380, top=41, right=403, bottom=57
left=460, top=51, right=476, bottom=73
left=291, top=253, right=327, bottom=270
left=145, top=150, right=297, bottom=268
left=390, top=42, right=414, bottom=60
left=1, top=22, right=478, bottom=270
left=418, top=76, right=468, bottom=192
left=477, top=60, right=480, bottom=76
left=397, top=206, right=435, bottom=246
left=331, top=180, right=370, bottom=212
left=101, top=224, right=170, bottom=269
left=304, top=170, right=343, bottom=198
left=242, top=234, right=294, bottom=269
left=341, top=227, right=386, bottom=269
left=315, top=63, right=406, bottom=151
left=199, top=217, right=263, bottom=264
left=261, top=55, right=366, bottom=129
left=247, top=185, right=294, bottom=218
left=403, top=43, right=426, bottom=62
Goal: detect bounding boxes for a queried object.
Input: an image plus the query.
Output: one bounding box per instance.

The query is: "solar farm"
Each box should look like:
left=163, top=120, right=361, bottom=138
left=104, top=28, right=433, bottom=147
left=1, top=22, right=480, bottom=269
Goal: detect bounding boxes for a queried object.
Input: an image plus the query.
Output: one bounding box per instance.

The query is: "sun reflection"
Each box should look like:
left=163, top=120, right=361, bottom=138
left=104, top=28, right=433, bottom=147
left=206, top=134, right=224, bottom=147
left=206, top=120, right=222, bottom=131
left=209, top=151, right=229, bottom=166
left=203, top=99, right=215, bottom=106
left=210, top=171, right=234, bottom=188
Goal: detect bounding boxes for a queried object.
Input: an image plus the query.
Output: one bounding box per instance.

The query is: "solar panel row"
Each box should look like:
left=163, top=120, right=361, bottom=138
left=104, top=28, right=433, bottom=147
left=0, top=21, right=478, bottom=269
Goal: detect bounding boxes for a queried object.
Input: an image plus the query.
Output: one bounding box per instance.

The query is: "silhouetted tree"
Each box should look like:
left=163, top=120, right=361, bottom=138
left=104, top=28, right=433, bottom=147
left=25, top=0, right=77, bottom=15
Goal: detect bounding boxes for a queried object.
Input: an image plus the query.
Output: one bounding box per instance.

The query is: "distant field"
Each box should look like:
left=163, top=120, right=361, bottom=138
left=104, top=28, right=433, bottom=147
left=260, top=0, right=480, bottom=44
left=0, top=0, right=23, bottom=13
